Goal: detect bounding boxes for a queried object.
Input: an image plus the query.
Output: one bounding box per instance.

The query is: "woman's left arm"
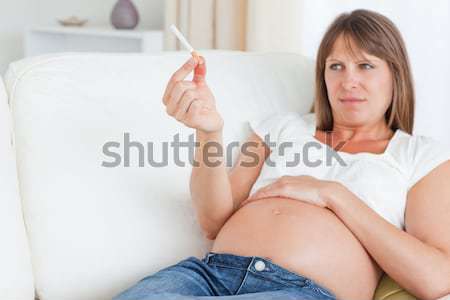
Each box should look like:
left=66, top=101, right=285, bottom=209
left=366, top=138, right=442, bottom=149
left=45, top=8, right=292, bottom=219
left=325, top=161, right=450, bottom=300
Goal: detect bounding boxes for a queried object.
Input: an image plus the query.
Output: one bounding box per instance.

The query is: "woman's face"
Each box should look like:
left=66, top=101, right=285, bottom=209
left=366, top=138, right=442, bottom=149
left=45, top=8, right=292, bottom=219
left=324, top=35, right=393, bottom=128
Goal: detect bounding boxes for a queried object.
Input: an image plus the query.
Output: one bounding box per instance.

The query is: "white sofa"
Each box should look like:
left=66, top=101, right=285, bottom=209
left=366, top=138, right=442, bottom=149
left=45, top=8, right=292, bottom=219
left=0, top=50, right=448, bottom=300
left=0, top=50, right=314, bottom=300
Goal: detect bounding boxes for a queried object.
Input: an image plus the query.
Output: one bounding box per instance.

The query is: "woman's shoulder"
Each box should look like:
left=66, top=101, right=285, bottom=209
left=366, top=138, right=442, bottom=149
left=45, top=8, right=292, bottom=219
left=248, top=112, right=315, bottom=142
left=393, top=130, right=449, bottom=156
left=392, top=131, right=450, bottom=189
left=251, top=111, right=314, bottom=125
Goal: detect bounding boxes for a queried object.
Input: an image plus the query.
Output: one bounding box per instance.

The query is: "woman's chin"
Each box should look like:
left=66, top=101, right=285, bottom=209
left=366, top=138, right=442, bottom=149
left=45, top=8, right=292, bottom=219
left=334, top=111, right=370, bottom=126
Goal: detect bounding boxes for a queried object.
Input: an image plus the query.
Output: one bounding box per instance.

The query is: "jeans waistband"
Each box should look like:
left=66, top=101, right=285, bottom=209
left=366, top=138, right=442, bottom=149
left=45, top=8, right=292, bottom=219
left=203, top=251, right=335, bottom=297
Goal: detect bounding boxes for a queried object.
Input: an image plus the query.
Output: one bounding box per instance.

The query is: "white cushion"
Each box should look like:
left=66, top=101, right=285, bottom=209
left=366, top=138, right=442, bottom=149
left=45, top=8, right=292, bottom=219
left=4, top=50, right=314, bottom=300
left=0, top=77, right=35, bottom=299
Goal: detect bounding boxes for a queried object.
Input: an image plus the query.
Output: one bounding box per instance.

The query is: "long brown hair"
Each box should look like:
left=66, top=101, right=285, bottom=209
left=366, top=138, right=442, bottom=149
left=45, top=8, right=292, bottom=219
left=312, top=9, right=415, bottom=134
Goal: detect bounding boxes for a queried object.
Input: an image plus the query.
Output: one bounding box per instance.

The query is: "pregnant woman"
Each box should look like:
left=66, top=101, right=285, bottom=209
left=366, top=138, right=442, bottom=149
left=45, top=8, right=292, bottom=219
left=114, top=9, right=450, bottom=300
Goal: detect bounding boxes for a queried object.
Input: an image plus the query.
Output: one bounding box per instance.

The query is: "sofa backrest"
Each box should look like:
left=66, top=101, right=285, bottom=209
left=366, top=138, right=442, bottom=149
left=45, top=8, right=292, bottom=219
left=4, top=51, right=314, bottom=300
left=0, top=77, right=35, bottom=300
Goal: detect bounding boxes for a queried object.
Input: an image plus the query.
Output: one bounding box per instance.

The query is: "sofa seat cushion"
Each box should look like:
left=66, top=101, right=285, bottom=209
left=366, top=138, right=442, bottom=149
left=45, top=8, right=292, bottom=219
left=374, top=274, right=416, bottom=300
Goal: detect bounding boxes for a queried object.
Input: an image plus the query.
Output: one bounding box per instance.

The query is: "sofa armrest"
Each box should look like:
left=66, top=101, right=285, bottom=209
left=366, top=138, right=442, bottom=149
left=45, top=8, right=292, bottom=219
left=0, top=76, right=35, bottom=299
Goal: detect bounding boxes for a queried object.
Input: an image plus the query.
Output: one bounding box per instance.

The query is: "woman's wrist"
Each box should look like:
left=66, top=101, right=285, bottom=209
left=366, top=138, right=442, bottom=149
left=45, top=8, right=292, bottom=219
left=319, top=181, right=346, bottom=210
left=196, top=128, right=223, bottom=141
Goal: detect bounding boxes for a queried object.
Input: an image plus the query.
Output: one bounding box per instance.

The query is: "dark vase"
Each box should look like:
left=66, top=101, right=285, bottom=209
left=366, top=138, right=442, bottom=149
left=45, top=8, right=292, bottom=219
left=110, top=0, right=140, bottom=30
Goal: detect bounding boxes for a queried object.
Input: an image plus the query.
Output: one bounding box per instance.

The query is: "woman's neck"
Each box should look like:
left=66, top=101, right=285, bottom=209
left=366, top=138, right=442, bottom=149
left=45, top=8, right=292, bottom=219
left=331, top=122, right=394, bottom=143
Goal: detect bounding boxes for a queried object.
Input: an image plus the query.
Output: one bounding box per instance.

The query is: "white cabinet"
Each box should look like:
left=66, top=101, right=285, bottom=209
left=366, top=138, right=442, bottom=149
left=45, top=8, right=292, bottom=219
left=25, top=26, right=164, bottom=57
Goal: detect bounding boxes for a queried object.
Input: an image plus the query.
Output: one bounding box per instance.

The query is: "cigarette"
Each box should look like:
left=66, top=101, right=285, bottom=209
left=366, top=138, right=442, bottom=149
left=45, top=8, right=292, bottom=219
left=169, top=24, right=200, bottom=61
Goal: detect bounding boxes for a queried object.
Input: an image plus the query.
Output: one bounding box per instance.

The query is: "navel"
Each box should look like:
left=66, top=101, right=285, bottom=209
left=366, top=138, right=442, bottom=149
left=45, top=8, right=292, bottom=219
left=272, top=209, right=281, bottom=215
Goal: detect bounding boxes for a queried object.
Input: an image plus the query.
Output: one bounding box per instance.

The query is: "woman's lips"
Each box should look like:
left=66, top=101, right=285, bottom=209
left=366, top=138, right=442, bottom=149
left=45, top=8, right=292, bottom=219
left=339, top=97, right=367, bottom=104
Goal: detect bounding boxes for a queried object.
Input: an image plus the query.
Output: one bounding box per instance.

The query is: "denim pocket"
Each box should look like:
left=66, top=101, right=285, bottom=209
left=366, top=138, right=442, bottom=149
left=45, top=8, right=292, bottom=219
left=249, top=269, right=308, bottom=290
left=207, top=263, right=247, bottom=294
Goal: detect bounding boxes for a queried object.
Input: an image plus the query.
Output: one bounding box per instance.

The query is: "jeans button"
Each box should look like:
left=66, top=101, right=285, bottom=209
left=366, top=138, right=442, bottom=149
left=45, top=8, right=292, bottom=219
left=254, top=260, right=266, bottom=271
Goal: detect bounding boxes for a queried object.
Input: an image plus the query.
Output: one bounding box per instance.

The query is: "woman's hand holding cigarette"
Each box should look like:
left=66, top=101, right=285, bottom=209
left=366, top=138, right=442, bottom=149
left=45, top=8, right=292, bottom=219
left=162, top=56, right=224, bottom=134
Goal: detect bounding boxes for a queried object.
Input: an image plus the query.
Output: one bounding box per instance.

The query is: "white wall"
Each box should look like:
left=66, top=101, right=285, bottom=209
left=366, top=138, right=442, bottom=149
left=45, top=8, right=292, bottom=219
left=0, top=0, right=38, bottom=75
left=0, top=0, right=164, bottom=74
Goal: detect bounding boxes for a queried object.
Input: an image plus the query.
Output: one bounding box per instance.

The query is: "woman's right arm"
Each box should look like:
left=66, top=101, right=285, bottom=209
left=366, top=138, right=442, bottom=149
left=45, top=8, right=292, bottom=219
left=190, top=129, right=232, bottom=240
left=162, top=56, right=269, bottom=240
left=191, top=130, right=268, bottom=240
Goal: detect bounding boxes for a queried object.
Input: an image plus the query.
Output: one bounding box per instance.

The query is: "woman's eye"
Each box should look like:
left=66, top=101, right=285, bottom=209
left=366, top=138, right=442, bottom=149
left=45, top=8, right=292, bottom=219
left=360, top=63, right=374, bottom=70
left=329, top=64, right=342, bottom=70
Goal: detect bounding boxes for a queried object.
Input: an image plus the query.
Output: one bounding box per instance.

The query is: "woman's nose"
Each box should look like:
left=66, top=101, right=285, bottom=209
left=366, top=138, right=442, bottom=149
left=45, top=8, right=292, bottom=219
left=341, top=70, right=360, bottom=90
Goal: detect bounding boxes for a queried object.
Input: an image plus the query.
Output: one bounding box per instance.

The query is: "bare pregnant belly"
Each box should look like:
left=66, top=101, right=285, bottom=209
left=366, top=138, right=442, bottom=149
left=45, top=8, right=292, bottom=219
left=211, top=198, right=383, bottom=300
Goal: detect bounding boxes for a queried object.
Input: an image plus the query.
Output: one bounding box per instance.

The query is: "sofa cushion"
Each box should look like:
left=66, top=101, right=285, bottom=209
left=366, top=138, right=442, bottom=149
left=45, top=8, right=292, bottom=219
left=0, top=77, right=35, bottom=299
left=374, top=274, right=416, bottom=300
left=4, top=51, right=314, bottom=300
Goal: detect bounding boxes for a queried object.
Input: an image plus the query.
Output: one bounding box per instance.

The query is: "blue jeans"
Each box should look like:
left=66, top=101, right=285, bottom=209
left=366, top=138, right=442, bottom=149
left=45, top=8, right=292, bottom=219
left=113, top=252, right=337, bottom=300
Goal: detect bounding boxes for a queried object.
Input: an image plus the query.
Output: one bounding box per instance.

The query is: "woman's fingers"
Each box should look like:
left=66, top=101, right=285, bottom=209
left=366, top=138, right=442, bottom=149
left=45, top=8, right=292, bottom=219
left=161, top=55, right=223, bottom=133
left=251, top=181, right=286, bottom=200
left=241, top=189, right=274, bottom=206
left=162, top=57, right=199, bottom=105
left=173, top=91, right=199, bottom=121
left=193, top=56, right=207, bottom=85
left=165, top=81, right=196, bottom=114
left=249, top=186, right=272, bottom=200
left=183, top=99, right=205, bottom=127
